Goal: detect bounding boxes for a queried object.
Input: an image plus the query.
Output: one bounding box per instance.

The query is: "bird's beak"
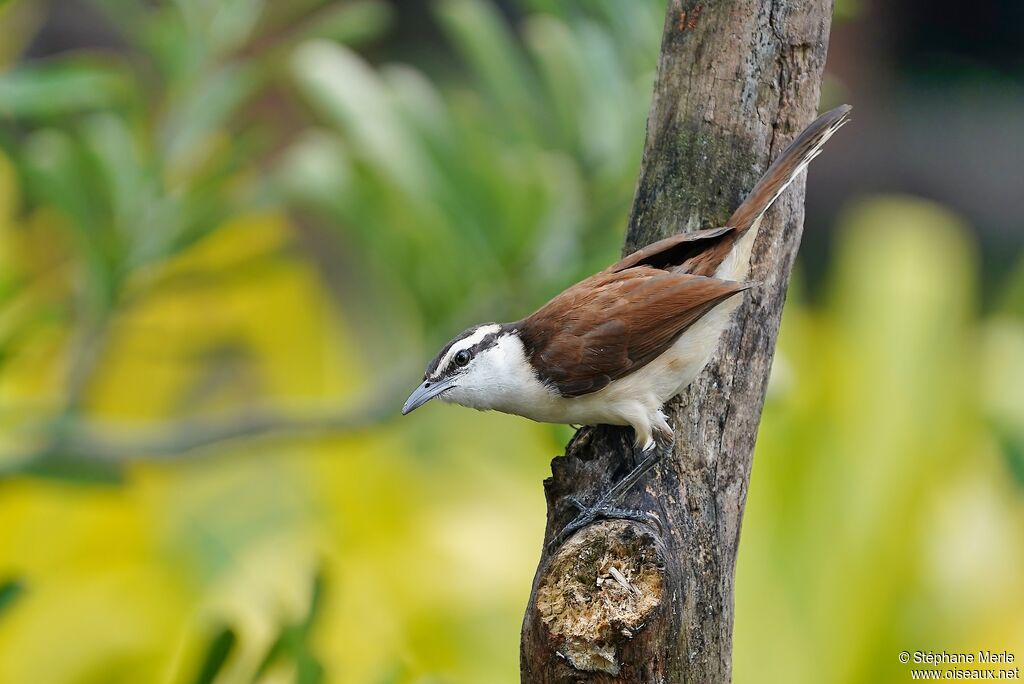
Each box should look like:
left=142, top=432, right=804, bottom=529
left=401, top=377, right=455, bottom=415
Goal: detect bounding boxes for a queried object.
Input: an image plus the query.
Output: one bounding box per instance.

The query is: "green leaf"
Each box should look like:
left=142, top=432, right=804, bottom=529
left=991, top=420, right=1024, bottom=487
left=0, top=59, right=129, bottom=118
left=253, top=568, right=326, bottom=683
left=289, top=0, right=394, bottom=47
left=20, top=129, right=121, bottom=310
left=434, top=0, right=541, bottom=140
left=190, top=626, right=237, bottom=684
left=523, top=15, right=583, bottom=148
left=207, top=0, right=267, bottom=55
left=159, top=62, right=260, bottom=175
left=301, top=566, right=326, bottom=633
left=7, top=455, right=124, bottom=485
left=277, top=130, right=353, bottom=211
left=574, top=19, right=637, bottom=172
left=79, top=114, right=148, bottom=236
left=291, top=40, right=429, bottom=200
left=0, top=579, right=25, bottom=618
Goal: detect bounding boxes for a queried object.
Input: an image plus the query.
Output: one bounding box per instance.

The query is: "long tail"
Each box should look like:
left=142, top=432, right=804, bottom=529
left=727, top=104, right=851, bottom=231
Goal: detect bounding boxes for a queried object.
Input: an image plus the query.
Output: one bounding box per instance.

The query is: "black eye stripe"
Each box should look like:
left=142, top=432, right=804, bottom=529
left=424, top=324, right=511, bottom=378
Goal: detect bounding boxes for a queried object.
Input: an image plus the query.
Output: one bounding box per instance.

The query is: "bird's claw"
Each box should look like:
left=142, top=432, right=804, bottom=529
left=548, top=436, right=669, bottom=551
left=548, top=501, right=656, bottom=551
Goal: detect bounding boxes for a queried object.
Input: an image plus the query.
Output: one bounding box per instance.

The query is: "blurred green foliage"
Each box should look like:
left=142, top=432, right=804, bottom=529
left=0, top=0, right=1021, bottom=683
left=284, top=0, right=662, bottom=339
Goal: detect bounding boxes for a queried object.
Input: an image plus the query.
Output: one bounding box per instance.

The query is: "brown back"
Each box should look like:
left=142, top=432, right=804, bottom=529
left=520, top=268, right=751, bottom=397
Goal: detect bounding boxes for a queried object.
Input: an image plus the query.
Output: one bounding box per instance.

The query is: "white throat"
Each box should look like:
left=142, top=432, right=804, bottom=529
left=442, top=332, right=554, bottom=413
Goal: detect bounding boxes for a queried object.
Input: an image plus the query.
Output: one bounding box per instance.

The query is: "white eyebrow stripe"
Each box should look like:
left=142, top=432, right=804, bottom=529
left=431, top=323, right=501, bottom=378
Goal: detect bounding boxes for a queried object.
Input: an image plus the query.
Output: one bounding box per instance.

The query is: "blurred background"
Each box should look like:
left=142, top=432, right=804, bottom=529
left=0, top=0, right=1021, bottom=682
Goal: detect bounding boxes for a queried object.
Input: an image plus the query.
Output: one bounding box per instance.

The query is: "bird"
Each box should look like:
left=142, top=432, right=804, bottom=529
left=402, top=105, right=850, bottom=541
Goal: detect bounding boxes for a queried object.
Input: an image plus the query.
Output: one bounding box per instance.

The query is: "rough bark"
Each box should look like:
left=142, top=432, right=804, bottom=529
left=521, top=1, right=836, bottom=682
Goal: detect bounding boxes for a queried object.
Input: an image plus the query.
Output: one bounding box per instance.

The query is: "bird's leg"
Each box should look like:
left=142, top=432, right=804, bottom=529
left=548, top=422, right=673, bottom=550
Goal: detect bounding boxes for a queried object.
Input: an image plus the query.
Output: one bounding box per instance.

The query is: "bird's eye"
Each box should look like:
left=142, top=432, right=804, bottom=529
left=454, top=350, right=471, bottom=367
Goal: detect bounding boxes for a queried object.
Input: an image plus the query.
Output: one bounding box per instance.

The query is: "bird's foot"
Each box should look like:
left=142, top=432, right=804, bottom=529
left=547, top=443, right=667, bottom=551
left=548, top=497, right=655, bottom=551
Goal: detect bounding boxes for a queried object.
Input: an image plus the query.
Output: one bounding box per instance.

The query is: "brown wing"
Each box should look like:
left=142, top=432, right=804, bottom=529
left=519, top=267, right=751, bottom=397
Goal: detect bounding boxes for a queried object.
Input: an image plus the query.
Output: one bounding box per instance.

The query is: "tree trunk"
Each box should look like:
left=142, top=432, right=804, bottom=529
left=520, top=1, right=836, bottom=682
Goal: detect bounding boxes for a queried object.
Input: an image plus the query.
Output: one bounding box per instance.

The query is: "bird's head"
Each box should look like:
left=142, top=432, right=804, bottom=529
left=402, top=323, right=519, bottom=415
